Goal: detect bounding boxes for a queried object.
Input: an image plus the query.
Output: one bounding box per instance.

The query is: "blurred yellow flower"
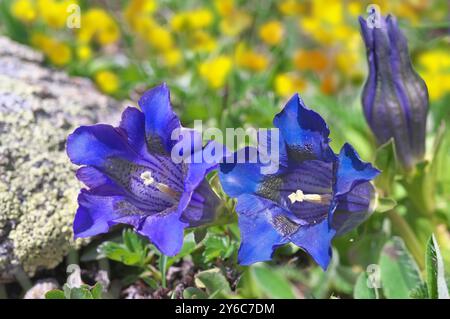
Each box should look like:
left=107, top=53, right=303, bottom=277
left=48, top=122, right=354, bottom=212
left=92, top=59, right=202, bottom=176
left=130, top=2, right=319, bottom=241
left=37, top=0, right=77, bottom=29
left=278, top=0, right=304, bottom=16
left=293, top=50, right=328, bottom=72
left=274, top=73, right=306, bottom=97
left=31, top=33, right=72, bottom=66
left=171, top=9, right=214, bottom=31
left=215, top=0, right=234, bottom=16
left=259, top=21, right=284, bottom=46
left=163, top=48, right=182, bottom=67
left=215, top=0, right=251, bottom=36
left=11, top=0, right=37, bottom=23
left=124, top=0, right=157, bottom=30
left=199, top=55, right=232, bottom=89
left=95, top=70, right=120, bottom=94
left=147, top=24, right=174, bottom=52
left=418, top=50, right=450, bottom=100
left=76, top=45, right=92, bottom=61
left=235, top=43, right=269, bottom=72
left=190, top=31, right=217, bottom=53
left=78, top=9, right=120, bottom=46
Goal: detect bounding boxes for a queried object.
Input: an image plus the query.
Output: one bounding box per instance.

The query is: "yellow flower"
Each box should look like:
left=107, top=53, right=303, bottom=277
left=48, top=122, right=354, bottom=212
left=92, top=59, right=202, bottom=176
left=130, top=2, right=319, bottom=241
left=95, top=70, right=120, bottom=94
left=274, top=73, right=306, bottom=97
left=259, top=21, right=284, bottom=46
left=37, top=0, right=77, bottom=29
left=31, top=33, right=72, bottom=66
left=293, top=50, right=328, bottom=72
left=215, top=0, right=251, bottom=36
left=124, top=0, right=157, bottom=30
left=188, top=9, right=214, bottom=29
left=78, top=9, right=120, bottom=46
left=76, top=45, right=92, bottom=61
left=199, top=55, right=232, bottom=89
left=235, top=43, right=269, bottom=72
left=278, top=0, right=304, bottom=16
left=163, top=48, right=182, bottom=67
left=171, top=9, right=213, bottom=31
left=220, top=12, right=252, bottom=36
left=215, top=0, right=234, bottom=17
left=11, top=0, right=37, bottom=23
left=418, top=50, right=450, bottom=100
left=190, top=31, right=217, bottom=53
left=147, top=25, right=174, bottom=52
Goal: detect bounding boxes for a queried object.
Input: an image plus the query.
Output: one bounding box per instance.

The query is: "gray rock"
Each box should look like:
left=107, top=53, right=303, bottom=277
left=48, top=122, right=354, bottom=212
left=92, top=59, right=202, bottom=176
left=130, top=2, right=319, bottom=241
left=0, top=36, right=122, bottom=282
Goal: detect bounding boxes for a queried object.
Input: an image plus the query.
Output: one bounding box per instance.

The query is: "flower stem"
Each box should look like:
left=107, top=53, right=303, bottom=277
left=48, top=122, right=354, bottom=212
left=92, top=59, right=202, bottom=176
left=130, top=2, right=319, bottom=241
left=159, top=254, right=168, bottom=289
left=387, top=210, right=425, bottom=269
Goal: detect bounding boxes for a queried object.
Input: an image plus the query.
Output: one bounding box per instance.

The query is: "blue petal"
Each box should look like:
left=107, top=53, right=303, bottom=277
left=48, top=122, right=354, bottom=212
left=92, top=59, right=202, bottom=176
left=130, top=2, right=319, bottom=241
left=73, top=190, right=142, bottom=238
left=219, top=147, right=267, bottom=198
left=138, top=83, right=181, bottom=154
left=119, top=107, right=147, bottom=156
left=235, top=194, right=289, bottom=265
left=273, top=94, right=334, bottom=162
left=67, top=124, right=137, bottom=167
left=182, top=179, right=220, bottom=226
left=289, top=218, right=335, bottom=270
left=335, top=143, right=380, bottom=196
left=333, top=182, right=376, bottom=236
left=138, top=209, right=188, bottom=256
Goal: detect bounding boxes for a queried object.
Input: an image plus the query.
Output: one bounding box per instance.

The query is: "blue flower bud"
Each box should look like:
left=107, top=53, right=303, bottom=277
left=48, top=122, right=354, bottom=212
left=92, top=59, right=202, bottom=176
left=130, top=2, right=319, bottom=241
left=359, top=14, right=429, bottom=170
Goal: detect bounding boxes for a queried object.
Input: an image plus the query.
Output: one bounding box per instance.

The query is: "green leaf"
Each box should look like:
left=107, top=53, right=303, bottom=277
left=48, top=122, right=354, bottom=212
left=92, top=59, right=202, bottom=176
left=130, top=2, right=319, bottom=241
left=183, top=287, right=208, bottom=299
left=99, top=242, right=143, bottom=266
left=69, top=287, right=94, bottom=299
left=45, top=289, right=66, bottom=299
left=251, top=265, right=296, bottom=299
left=195, top=268, right=232, bottom=299
left=99, top=229, right=149, bottom=267
left=410, top=282, right=429, bottom=299
left=91, top=283, right=103, bottom=299
left=376, top=197, right=397, bottom=213
left=202, top=235, right=236, bottom=263
left=426, top=234, right=450, bottom=299
left=353, top=273, right=377, bottom=299
left=374, top=139, right=397, bottom=193
left=379, top=237, right=423, bottom=299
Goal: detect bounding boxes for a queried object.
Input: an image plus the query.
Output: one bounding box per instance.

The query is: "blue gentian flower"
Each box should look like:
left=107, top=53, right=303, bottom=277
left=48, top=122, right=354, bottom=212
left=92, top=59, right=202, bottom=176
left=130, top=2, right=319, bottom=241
left=359, top=14, right=429, bottom=170
left=219, top=94, right=380, bottom=269
left=67, top=83, right=219, bottom=256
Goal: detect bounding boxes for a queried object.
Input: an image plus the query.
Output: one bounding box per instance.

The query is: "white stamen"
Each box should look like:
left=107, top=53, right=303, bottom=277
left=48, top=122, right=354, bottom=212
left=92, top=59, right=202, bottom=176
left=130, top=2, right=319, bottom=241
left=140, top=171, right=154, bottom=186
left=288, top=189, right=331, bottom=205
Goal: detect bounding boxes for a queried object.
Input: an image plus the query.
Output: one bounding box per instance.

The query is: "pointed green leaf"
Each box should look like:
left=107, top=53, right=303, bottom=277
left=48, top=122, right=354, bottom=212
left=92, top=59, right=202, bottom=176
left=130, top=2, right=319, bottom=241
left=426, top=234, right=449, bottom=299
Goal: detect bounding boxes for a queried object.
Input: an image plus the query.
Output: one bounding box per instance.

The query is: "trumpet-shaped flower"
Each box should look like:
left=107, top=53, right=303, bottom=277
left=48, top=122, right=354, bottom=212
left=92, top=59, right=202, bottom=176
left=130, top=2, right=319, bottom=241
left=219, top=94, right=379, bottom=269
left=67, top=84, right=220, bottom=256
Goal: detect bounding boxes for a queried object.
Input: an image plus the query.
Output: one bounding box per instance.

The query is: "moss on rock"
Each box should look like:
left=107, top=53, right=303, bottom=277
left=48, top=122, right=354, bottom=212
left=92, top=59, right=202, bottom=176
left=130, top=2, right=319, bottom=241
left=0, top=37, right=122, bottom=282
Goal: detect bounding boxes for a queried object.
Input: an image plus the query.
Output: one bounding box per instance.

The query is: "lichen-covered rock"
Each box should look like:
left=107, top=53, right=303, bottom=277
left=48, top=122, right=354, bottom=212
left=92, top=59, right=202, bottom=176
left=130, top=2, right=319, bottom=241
left=0, top=36, right=122, bottom=282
